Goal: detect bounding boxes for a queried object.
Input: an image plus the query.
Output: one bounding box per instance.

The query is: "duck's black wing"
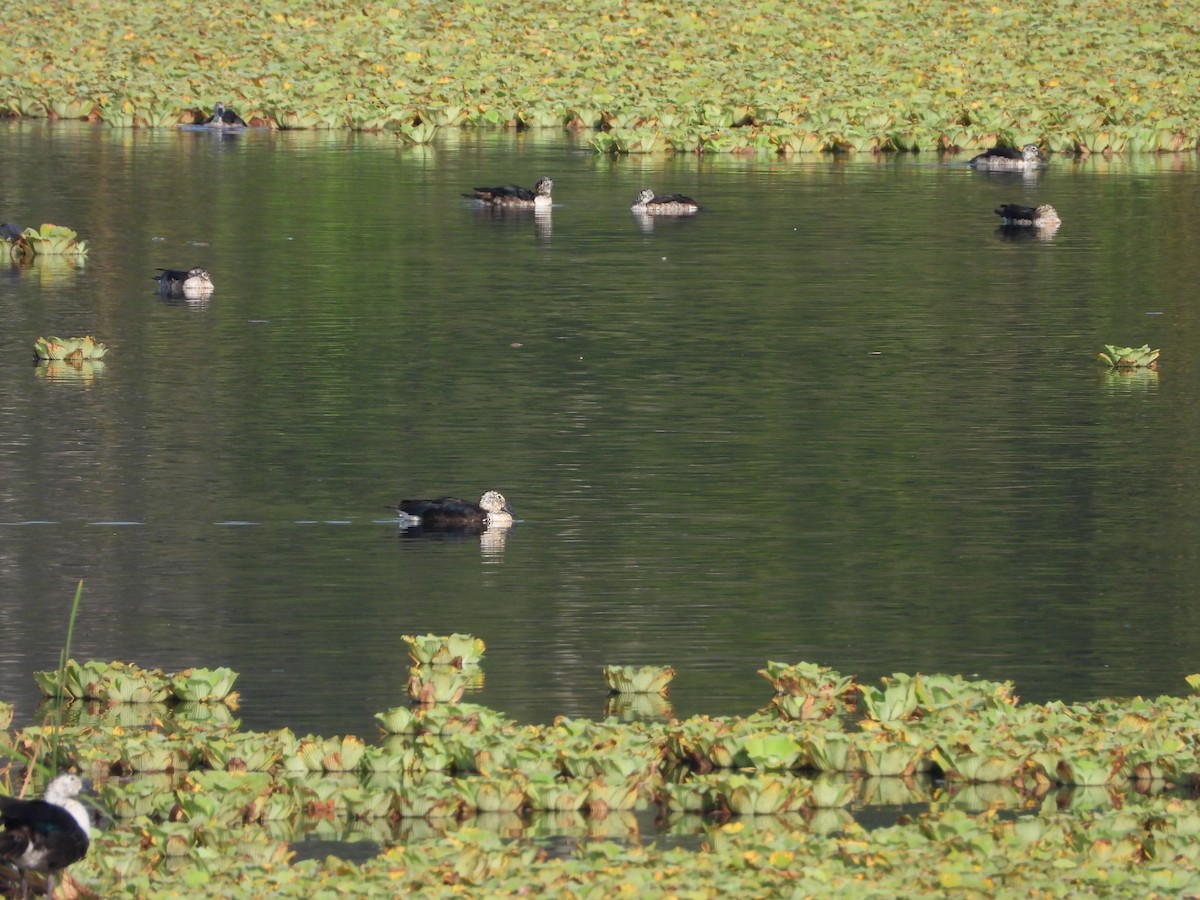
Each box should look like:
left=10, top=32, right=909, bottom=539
left=651, top=193, right=699, bottom=205
left=153, top=269, right=192, bottom=298
left=1, top=223, right=24, bottom=241
left=394, top=496, right=489, bottom=531
left=994, top=204, right=1038, bottom=221
left=204, top=107, right=247, bottom=127
left=979, top=146, right=1024, bottom=160
left=396, top=496, right=476, bottom=516
left=465, top=184, right=536, bottom=202
left=0, top=796, right=89, bottom=866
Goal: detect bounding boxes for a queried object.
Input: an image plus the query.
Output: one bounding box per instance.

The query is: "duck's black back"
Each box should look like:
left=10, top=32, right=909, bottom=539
left=398, top=496, right=487, bottom=530
left=0, top=796, right=89, bottom=866
left=981, top=146, right=1023, bottom=159
left=995, top=204, right=1038, bottom=220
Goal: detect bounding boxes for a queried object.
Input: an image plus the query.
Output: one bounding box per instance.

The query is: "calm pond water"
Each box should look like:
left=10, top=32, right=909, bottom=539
left=1, top=123, right=1198, bottom=740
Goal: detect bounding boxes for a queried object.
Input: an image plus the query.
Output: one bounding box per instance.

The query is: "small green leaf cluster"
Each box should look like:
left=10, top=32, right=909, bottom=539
left=1098, top=344, right=1160, bottom=368
left=3, top=224, right=88, bottom=258
left=604, top=664, right=675, bottom=695
left=32, top=336, right=108, bottom=361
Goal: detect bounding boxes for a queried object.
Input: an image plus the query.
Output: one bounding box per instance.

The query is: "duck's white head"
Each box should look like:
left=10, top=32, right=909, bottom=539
left=479, top=490, right=514, bottom=525
left=632, top=189, right=655, bottom=207
left=44, top=773, right=90, bottom=836
left=1021, top=143, right=1042, bottom=161
left=1034, top=204, right=1061, bottom=226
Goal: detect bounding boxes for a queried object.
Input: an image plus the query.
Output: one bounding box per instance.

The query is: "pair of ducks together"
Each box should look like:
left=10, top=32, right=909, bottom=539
left=970, top=144, right=1061, bottom=230
left=465, top=178, right=702, bottom=215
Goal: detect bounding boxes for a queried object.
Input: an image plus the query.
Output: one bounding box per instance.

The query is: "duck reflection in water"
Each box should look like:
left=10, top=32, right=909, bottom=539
left=468, top=193, right=553, bottom=246
left=993, top=203, right=1061, bottom=241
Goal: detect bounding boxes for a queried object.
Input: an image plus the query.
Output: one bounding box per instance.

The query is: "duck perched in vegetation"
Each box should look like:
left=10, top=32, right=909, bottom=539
left=0, top=773, right=90, bottom=898
left=463, top=178, right=553, bottom=208
left=1, top=223, right=24, bottom=242
left=203, top=102, right=248, bottom=128
left=994, top=203, right=1061, bottom=228
left=968, top=144, right=1042, bottom=171
left=389, top=491, right=514, bottom=531
left=630, top=189, right=701, bottom=215
left=154, top=267, right=214, bottom=300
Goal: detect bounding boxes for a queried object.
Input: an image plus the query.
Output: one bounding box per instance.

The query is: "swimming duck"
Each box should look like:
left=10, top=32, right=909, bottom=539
left=0, top=773, right=90, bottom=899
left=203, top=102, right=248, bottom=129
left=154, top=267, right=214, bottom=300
left=389, top=491, right=514, bottom=531
left=463, top=178, right=553, bottom=208
left=994, top=203, right=1061, bottom=227
left=630, top=189, right=701, bottom=215
left=968, top=143, right=1042, bottom=171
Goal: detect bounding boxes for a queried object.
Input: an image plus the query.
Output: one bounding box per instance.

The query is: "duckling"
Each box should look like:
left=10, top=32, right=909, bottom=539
left=994, top=203, right=1061, bottom=227
left=463, top=178, right=553, bottom=208
left=630, top=189, right=701, bottom=215
left=154, top=267, right=214, bottom=300
left=0, top=773, right=90, bottom=899
left=968, top=143, right=1042, bottom=171
left=203, top=102, right=248, bottom=129
left=388, top=491, right=514, bottom=532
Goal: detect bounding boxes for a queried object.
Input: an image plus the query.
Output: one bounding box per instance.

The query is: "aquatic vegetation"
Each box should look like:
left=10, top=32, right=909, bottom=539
left=34, top=659, right=170, bottom=704
left=524, top=774, right=588, bottom=812
left=3, top=224, right=88, bottom=257
left=32, top=358, right=104, bottom=382
left=1098, top=344, right=1160, bottom=369
left=32, top=336, right=108, bottom=362
left=11, top=658, right=1200, bottom=895
left=859, top=673, right=921, bottom=722
left=403, top=633, right=486, bottom=667
left=169, top=667, right=239, bottom=704
left=759, top=660, right=857, bottom=720
left=603, top=664, right=675, bottom=695
left=407, top=666, right=473, bottom=704
left=932, top=734, right=1027, bottom=783
left=605, top=693, right=674, bottom=720
left=2, top=0, right=1199, bottom=156
left=289, top=735, right=365, bottom=773
left=708, top=773, right=807, bottom=816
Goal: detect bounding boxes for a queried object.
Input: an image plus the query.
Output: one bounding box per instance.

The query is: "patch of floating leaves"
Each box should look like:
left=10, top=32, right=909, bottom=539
left=11, top=656, right=1200, bottom=896
left=0, top=1, right=1197, bottom=154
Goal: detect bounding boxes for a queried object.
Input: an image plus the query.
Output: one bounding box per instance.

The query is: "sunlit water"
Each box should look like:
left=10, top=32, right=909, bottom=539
left=1, top=123, right=1199, bottom=743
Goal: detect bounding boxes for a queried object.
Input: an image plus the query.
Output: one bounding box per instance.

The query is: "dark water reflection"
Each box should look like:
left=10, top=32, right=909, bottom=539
left=1, top=123, right=1199, bottom=738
